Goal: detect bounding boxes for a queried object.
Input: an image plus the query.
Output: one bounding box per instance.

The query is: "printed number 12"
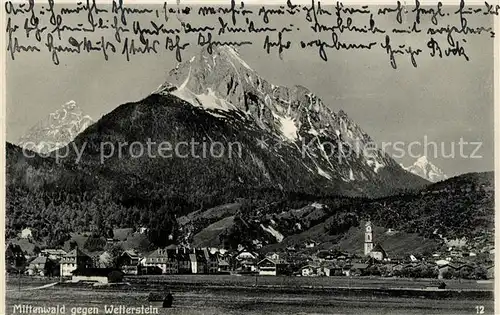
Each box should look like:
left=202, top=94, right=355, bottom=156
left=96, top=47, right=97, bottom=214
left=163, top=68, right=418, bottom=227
left=476, top=306, right=485, bottom=314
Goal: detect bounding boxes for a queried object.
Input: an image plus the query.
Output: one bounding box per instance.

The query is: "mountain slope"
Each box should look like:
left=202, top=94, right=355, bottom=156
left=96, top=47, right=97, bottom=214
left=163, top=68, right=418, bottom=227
left=193, top=172, right=493, bottom=253
left=154, top=46, right=428, bottom=193
left=67, top=91, right=425, bottom=198
left=18, top=100, right=94, bottom=153
left=401, top=156, right=448, bottom=182
left=69, top=93, right=348, bottom=197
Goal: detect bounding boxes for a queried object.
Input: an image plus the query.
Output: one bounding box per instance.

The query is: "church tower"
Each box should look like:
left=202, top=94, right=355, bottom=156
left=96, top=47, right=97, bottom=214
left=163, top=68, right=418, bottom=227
left=364, top=221, right=374, bottom=256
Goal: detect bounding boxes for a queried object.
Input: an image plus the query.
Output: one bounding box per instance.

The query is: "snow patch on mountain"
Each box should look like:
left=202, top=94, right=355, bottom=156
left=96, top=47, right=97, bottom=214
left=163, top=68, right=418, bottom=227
left=367, top=159, right=385, bottom=173
left=272, top=112, right=298, bottom=141
left=170, top=85, right=236, bottom=116
left=195, top=88, right=236, bottom=112
left=349, top=169, right=355, bottom=181
left=260, top=224, right=284, bottom=242
left=317, top=166, right=332, bottom=180
left=307, top=128, right=319, bottom=136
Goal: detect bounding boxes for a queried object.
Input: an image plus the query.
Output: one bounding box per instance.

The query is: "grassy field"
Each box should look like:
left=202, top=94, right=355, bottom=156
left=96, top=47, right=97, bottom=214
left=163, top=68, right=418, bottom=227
left=6, top=283, right=494, bottom=315
left=125, top=274, right=493, bottom=291
left=5, top=276, right=494, bottom=315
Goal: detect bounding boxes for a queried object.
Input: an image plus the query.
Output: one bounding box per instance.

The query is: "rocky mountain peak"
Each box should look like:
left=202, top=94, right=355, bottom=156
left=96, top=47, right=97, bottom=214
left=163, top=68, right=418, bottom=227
left=401, top=156, right=448, bottom=183
left=18, top=100, right=94, bottom=153
left=150, top=46, right=417, bottom=184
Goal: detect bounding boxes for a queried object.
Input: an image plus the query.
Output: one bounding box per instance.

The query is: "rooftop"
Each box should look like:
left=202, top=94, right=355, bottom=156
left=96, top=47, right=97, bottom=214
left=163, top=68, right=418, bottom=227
left=29, top=256, right=48, bottom=265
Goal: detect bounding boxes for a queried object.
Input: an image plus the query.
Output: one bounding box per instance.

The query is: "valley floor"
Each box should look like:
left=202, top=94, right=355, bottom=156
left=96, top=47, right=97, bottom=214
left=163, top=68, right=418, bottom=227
left=123, top=274, right=493, bottom=291
left=6, top=276, right=494, bottom=315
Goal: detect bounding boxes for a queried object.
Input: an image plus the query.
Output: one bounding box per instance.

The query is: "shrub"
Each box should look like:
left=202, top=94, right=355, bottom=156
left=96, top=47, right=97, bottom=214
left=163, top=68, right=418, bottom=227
left=107, top=270, right=123, bottom=283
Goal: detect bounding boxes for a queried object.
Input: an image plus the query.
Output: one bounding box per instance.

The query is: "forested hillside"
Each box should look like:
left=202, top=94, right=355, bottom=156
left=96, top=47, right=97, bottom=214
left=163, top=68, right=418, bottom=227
left=5, top=93, right=491, bottom=252
left=203, top=172, right=494, bottom=252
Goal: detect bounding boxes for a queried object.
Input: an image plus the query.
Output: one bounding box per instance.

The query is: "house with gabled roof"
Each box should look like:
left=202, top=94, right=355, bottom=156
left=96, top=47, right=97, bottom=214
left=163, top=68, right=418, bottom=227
left=41, top=249, right=67, bottom=261
left=235, top=249, right=258, bottom=261
left=323, top=264, right=342, bottom=277
left=257, top=257, right=289, bottom=276
left=217, top=256, right=230, bottom=273
left=120, top=249, right=140, bottom=264
left=232, top=248, right=259, bottom=272
left=6, top=243, right=26, bottom=269
left=351, top=263, right=369, bottom=276
left=28, top=256, right=57, bottom=276
left=176, top=247, right=192, bottom=274
left=60, top=247, right=93, bottom=277
left=203, top=248, right=218, bottom=274
left=301, top=263, right=323, bottom=277
left=143, top=248, right=178, bottom=274
left=369, top=244, right=388, bottom=261
left=118, top=250, right=141, bottom=274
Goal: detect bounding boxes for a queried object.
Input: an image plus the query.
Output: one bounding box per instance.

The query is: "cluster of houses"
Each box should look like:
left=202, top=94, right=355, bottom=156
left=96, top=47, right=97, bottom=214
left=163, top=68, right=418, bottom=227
left=7, top=241, right=493, bottom=283
left=5, top=222, right=493, bottom=282
left=6, top=243, right=291, bottom=282
left=297, top=251, right=494, bottom=279
left=141, top=246, right=228, bottom=275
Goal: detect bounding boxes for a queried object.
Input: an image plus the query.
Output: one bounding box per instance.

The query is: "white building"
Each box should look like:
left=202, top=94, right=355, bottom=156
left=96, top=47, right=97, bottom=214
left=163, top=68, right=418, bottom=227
left=20, top=228, right=32, bottom=239
left=60, top=248, right=92, bottom=277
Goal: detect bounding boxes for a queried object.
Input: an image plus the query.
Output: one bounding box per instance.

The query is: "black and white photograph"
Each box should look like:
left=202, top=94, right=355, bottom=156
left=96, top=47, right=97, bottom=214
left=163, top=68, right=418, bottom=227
left=3, top=0, right=497, bottom=314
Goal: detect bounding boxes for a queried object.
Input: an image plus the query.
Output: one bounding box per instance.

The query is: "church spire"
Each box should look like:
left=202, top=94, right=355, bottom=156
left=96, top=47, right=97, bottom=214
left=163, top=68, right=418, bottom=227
left=364, top=220, right=374, bottom=256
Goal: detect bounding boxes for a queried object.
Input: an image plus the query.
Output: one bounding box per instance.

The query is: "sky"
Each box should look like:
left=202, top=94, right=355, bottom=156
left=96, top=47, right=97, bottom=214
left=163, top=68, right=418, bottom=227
left=5, top=2, right=495, bottom=176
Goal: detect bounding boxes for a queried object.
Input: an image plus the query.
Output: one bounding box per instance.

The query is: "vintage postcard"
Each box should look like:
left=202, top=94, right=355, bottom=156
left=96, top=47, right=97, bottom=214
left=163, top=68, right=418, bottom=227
left=2, top=0, right=497, bottom=314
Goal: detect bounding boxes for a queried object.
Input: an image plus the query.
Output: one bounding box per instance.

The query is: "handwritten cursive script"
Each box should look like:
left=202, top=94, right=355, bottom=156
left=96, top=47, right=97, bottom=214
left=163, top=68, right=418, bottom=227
left=4, top=0, right=497, bottom=68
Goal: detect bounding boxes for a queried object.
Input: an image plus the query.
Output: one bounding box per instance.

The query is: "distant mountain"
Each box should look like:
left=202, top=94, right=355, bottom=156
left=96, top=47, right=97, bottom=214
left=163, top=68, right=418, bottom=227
left=401, top=156, right=448, bottom=183
left=18, top=100, right=94, bottom=153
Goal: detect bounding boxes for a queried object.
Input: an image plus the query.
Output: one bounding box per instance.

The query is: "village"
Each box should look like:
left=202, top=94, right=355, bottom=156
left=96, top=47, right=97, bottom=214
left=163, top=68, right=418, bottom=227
left=5, top=222, right=494, bottom=285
